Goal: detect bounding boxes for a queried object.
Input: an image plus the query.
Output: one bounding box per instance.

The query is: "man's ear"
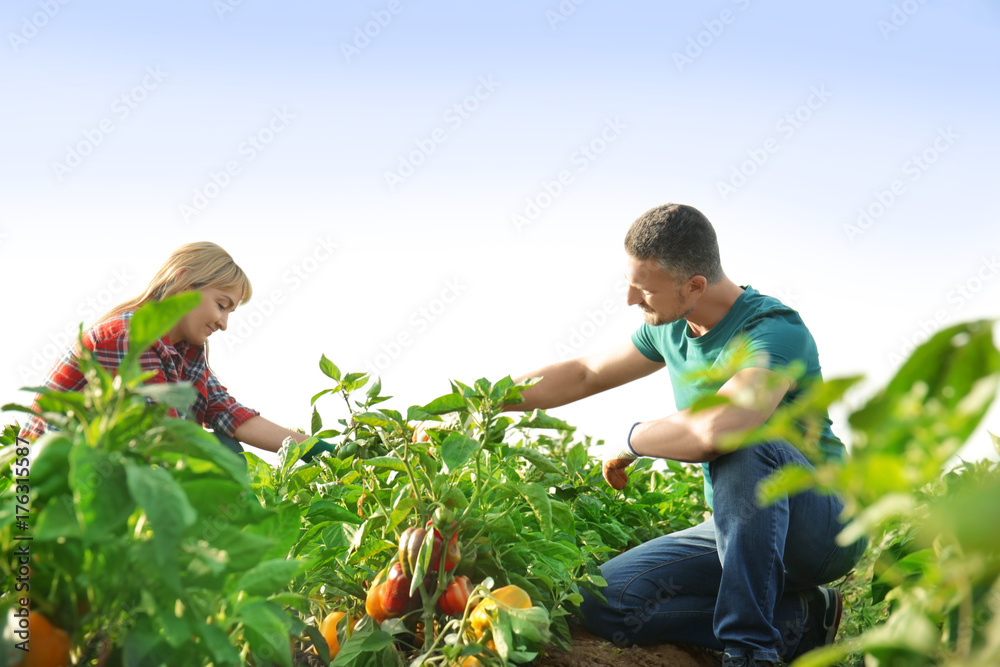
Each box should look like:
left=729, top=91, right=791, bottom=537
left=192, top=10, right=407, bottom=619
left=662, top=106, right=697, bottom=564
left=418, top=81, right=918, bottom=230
left=686, top=274, right=708, bottom=297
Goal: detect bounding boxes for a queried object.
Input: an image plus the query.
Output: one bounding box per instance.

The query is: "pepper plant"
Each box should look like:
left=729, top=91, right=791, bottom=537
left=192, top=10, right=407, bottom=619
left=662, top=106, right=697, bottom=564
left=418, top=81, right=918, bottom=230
left=0, top=294, right=308, bottom=666
left=275, top=359, right=709, bottom=666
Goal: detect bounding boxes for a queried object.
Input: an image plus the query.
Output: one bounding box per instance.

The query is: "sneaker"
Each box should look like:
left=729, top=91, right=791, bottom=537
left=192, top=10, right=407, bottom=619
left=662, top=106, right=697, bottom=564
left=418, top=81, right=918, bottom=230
left=816, top=586, right=844, bottom=646
left=784, top=586, right=844, bottom=662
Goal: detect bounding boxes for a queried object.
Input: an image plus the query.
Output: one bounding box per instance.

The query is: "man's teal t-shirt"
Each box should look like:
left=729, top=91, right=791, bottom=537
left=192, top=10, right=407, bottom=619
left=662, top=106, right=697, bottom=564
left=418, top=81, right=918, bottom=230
left=630, top=285, right=845, bottom=508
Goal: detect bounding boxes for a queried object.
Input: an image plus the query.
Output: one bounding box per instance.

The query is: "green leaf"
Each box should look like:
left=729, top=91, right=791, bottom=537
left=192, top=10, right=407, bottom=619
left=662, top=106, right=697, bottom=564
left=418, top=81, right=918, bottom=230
left=122, top=624, right=173, bottom=667
left=516, top=411, right=574, bottom=431
left=360, top=456, right=408, bottom=474
left=419, top=393, right=469, bottom=415
left=134, top=382, right=198, bottom=413
left=70, top=447, right=134, bottom=543
left=756, top=464, right=815, bottom=506
left=922, top=473, right=1000, bottom=555
left=785, top=640, right=855, bottom=667
left=279, top=436, right=314, bottom=475
left=264, top=505, right=308, bottom=561
left=26, top=433, right=72, bottom=498
left=366, top=376, right=383, bottom=401
left=851, top=320, right=1000, bottom=456
left=122, top=292, right=201, bottom=379
left=34, top=495, right=83, bottom=540
left=236, top=599, right=294, bottom=667
left=441, top=433, right=480, bottom=473
left=320, top=354, right=342, bottom=381
left=157, top=601, right=191, bottom=647
left=550, top=501, right=576, bottom=536
left=565, top=443, right=588, bottom=474
left=307, top=499, right=365, bottom=525
left=353, top=412, right=396, bottom=429
left=147, top=420, right=249, bottom=485
left=244, top=452, right=275, bottom=494
left=510, top=446, right=562, bottom=474
left=838, top=493, right=917, bottom=546
left=0, top=422, right=18, bottom=445
left=348, top=538, right=396, bottom=567
left=489, top=376, right=515, bottom=402
left=439, top=485, right=469, bottom=511
left=343, top=372, right=370, bottom=392
left=202, top=525, right=275, bottom=571
left=235, top=559, right=304, bottom=596
left=853, top=604, right=939, bottom=654
left=310, top=388, right=334, bottom=406
left=125, top=460, right=197, bottom=591
left=517, top=482, right=554, bottom=539
left=311, top=406, right=323, bottom=435
left=331, top=626, right=397, bottom=666
left=194, top=621, right=242, bottom=665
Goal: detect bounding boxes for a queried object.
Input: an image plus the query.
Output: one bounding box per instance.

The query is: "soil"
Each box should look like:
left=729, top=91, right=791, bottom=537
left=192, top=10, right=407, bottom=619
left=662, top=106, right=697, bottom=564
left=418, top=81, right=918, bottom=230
left=294, top=626, right=723, bottom=666
left=535, top=627, right=722, bottom=667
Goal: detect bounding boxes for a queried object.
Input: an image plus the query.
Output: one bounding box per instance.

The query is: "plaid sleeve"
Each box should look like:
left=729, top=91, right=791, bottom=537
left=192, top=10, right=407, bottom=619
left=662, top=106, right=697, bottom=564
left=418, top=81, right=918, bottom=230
left=20, top=318, right=183, bottom=442
left=20, top=344, right=85, bottom=439
left=20, top=318, right=141, bottom=439
left=199, top=371, right=260, bottom=437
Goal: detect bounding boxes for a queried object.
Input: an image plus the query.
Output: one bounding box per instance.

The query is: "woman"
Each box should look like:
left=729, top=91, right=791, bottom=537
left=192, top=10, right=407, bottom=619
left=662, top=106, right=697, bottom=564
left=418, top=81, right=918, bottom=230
left=20, top=241, right=332, bottom=459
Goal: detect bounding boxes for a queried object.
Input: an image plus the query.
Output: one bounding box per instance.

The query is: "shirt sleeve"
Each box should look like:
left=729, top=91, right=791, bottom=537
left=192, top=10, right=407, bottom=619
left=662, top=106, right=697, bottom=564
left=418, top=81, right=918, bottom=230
left=742, top=312, right=814, bottom=371
left=20, top=319, right=164, bottom=439
left=200, top=371, right=260, bottom=437
left=631, top=324, right=665, bottom=362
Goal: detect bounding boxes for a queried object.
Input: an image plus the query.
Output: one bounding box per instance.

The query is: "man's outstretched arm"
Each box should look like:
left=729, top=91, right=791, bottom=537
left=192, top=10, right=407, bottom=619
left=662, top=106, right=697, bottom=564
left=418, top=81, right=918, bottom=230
left=507, top=340, right=664, bottom=412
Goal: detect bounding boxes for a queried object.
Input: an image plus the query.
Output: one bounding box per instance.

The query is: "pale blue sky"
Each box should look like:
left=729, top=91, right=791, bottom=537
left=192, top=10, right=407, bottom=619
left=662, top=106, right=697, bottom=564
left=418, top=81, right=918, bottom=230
left=3, top=0, right=998, bottom=462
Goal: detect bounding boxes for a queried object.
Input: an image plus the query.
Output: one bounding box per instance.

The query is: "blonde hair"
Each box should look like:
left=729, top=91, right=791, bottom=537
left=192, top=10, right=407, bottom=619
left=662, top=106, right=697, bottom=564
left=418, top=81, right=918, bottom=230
left=104, top=242, right=253, bottom=322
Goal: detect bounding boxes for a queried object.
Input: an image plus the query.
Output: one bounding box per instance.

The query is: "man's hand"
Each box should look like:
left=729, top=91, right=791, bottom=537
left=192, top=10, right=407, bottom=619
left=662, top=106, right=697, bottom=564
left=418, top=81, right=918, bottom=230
left=602, top=448, right=638, bottom=490
left=603, top=422, right=643, bottom=490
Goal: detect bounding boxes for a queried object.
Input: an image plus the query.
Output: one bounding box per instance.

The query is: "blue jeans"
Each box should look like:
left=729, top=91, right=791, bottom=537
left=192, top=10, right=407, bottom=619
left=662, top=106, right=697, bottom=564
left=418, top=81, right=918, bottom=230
left=579, top=441, right=867, bottom=664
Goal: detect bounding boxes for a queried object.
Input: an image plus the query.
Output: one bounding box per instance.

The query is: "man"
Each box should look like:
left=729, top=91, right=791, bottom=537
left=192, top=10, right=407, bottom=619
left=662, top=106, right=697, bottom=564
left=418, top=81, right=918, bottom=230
left=506, top=204, right=865, bottom=667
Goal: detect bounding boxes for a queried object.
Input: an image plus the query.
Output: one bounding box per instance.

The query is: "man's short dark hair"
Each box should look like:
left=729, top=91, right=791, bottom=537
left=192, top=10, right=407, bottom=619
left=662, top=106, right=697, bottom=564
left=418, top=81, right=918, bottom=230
left=624, top=203, right=723, bottom=284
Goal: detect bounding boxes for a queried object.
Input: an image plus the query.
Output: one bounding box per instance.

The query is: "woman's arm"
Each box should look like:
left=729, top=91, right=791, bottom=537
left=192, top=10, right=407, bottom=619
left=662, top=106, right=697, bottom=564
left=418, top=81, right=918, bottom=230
left=232, top=415, right=308, bottom=453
